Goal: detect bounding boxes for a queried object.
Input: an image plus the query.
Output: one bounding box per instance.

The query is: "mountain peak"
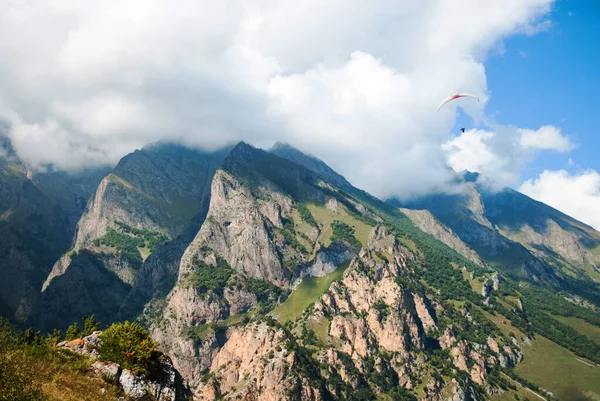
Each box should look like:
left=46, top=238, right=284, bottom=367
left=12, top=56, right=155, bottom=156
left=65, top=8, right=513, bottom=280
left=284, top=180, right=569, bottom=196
left=460, top=170, right=481, bottom=183
left=269, top=142, right=351, bottom=188
left=270, top=141, right=293, bottom=151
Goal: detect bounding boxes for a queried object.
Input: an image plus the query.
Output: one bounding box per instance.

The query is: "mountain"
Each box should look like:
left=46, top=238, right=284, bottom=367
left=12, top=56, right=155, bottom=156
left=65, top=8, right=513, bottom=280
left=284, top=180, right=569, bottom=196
left=0, top=137, right=109, bottom=325
left=1, top=140, right=599, bottom=401
left=36, top=141, right=232, bottom=331
left=390, top=171, right=600, bottom=304
left=269, top=141, right=352, bottom=189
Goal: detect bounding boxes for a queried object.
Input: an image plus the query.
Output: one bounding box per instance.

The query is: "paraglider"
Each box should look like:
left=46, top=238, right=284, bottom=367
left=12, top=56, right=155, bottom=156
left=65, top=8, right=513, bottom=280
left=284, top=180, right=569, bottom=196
left=437, top=93, right=480, bottom=112
left=460, top=128, right=465, bottom=133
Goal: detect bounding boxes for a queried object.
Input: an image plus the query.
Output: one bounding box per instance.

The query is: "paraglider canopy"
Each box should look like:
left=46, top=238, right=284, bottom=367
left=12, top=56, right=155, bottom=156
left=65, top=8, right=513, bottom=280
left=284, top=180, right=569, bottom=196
left=437, top=93, right=480, bottom=112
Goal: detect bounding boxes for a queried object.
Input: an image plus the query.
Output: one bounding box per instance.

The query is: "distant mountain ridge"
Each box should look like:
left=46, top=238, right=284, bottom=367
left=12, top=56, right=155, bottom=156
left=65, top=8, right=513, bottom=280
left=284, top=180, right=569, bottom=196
left=390, top=170, right=600, bottom=302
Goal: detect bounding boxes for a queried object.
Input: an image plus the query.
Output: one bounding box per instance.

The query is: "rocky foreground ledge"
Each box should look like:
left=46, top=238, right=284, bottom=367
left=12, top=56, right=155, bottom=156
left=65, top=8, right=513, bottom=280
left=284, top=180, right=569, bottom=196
left=58, top=331, right=192, bottom=401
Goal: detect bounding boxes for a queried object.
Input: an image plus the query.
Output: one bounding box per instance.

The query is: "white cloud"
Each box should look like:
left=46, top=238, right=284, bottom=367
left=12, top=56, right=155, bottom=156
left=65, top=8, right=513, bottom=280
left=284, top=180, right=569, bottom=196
left=442, top=129, right=500, bottom=173
left=520, top=170, right=600, bottom=230
left=0, top=0, right=556, bottom=199
left=442, top=123, right=574, bottom=188
left=518, top=125, right=575, bottom=152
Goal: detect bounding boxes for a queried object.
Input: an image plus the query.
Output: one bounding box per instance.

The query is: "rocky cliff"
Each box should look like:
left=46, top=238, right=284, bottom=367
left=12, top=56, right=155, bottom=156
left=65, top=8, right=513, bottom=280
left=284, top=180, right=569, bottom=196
left=171, top=224, right=523, bottom=400
left=135, top=144, right=526, bottom=400
left=36, top=142, right=231, bottom=331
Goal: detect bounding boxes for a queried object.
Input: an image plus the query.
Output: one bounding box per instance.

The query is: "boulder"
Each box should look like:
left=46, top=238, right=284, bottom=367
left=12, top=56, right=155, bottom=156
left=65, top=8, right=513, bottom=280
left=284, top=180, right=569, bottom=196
left=93, top=361, right=121, bottom=383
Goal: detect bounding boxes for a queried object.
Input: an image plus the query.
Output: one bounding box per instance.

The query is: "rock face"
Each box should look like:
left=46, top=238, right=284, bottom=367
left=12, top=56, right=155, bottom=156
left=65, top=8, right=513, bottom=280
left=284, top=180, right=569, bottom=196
left=491, top=272, right=500, bottom=291
left=58, top=330, right=191, bottom=401
left=163, top=223, right=521, bottom=400
left=36, top=143, right=231, bottom=331
left=195, top=322, right=325, bottom=401
left=481, top=279, right=491, bottom=297
left=305, top=241, right=354, bottom=277
left=57, top=330, right=103, bottom=358
left=315, top=232, right=434, bottom=360
left=149, top=143, right=353, bottom=392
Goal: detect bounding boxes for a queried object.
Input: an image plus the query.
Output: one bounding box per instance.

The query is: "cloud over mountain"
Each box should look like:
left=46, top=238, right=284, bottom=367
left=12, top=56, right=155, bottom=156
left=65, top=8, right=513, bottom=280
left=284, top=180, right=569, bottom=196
left=1, top=0, right=557, bottom=198
left=520, top=169, right=600, bottom=230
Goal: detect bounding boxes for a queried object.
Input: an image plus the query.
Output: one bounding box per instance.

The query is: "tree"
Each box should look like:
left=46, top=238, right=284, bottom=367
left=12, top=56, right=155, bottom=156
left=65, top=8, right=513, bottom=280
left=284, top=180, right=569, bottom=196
left=46, top=329, right=62, bottom=347
left=82, top=315, right=100, bottom=336
left=99, top=321, right=162, bottom=379
left=19, top=328, right=43, bottom=346
left=65, top=322, right=81, bottom=341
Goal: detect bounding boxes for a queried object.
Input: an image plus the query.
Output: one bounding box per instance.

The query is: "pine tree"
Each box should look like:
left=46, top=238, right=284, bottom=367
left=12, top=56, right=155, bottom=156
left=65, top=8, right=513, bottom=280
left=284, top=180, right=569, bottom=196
left=65, top=322, right=81, bottom=341
left=82, top=315, right=100, bottom=336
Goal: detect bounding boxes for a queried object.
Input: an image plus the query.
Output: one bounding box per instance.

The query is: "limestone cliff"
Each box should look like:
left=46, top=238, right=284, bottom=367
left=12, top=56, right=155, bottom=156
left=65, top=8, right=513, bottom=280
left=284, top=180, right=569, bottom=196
left=37, top=143, right=230, bottom=330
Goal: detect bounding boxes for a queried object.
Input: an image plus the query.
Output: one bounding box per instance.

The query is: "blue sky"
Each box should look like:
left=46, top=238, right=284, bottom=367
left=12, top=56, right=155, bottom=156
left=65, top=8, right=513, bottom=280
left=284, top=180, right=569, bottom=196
left=457, top=0, right=599, bottom=183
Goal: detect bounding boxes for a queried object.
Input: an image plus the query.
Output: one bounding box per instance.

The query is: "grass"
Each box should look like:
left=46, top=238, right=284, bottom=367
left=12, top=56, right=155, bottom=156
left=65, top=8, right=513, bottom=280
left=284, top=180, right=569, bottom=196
left=138, top=246, right=151, bottom=261
left=490, top=376, right=546, bottom=401
left=305, top=315, right=332, bottom=346
left=550, top=315, right=600, bottom=345
left=12, top=346, right=122, bottom=401
left=462, top=269, right=485, bottom=295
left=480, top=301, right=600, bottom=400
left=414, top=372, right=431, bottom=399
left=222, top=313, right=248, bottom=326
left=582, top=261, right=600, bottom=283
left=185, top=312, right=250, bottom=342
left=273, top=261, right=350, bottom=322
left=307, top=204, right=373, bottom=247
left=480, top=307, right=524, bottom=339
left=515, top=335, right=600, bottom=401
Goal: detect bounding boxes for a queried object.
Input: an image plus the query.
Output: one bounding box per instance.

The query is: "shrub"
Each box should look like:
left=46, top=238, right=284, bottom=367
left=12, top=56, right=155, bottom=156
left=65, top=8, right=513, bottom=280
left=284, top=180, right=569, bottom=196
left=296, top=203, right=318, bottom=228
left=0, top=318, right=44, bottom=401
left=182, top=257, right=234, bottom=296
left=331, top=220, right=362, bottom=249
left=82, top=315, right=100, bottom=336
left=65, top=322, right=81, bottom=341
left=99, top=321, right=162, bottom=379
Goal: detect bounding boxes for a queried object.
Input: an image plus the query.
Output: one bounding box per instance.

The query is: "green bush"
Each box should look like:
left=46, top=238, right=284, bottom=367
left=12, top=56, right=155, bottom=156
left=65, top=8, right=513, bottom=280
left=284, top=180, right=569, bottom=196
left=114, top=221, right=169, bottom=252
left=99, top=321, right=162, bottom=379
left=65, top=322, right=81, bottom=341
left=331, top=220, right=362, bottom=249
left=82, top=315, right=100, bottom=336
left=93, top=227, right=143, bottom=267
left=0, top=318, right=45, bottom=401
left=280, top=217, right=308, bottom=253
left=296, top=203, right=318, bottom=228
left=182, top=256, right=234, bottom=296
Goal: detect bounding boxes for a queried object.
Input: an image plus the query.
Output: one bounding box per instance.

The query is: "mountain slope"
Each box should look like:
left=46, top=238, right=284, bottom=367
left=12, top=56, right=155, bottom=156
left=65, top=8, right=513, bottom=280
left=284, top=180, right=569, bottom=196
left=399, top=208, right=484, bottom=267
left=269, top=141, right=352, bottom=189
left=391, top=171, right=600, bottom=304
left=0, top=137, right=108, bottom=325
left=37, top=142, right=232, bottom=331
